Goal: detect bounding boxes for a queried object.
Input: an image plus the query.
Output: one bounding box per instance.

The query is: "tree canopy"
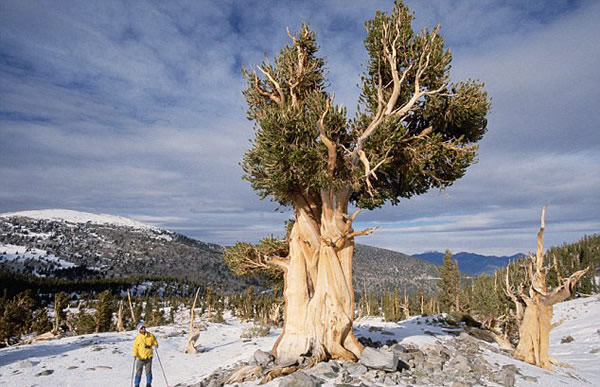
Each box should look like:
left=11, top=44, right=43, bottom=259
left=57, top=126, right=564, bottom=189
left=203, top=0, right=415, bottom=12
left=241, top=1, right=490, bottom=211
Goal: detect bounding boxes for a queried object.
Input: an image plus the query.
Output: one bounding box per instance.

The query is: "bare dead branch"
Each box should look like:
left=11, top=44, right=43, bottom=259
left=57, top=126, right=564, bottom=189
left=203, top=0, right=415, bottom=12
left=317, top=99, right=336, bottom=176
left=544, top=266, right=590, bottom=306
left=257, top=65, right=285, bottom=105
left=536, top=206, right=546, bottom=272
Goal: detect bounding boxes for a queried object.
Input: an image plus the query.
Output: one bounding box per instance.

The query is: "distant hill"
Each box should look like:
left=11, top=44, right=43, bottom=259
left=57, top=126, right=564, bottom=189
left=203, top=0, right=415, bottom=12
left=0, top=209, right=439, bottom=294
left=354, top=244, right=439, bottom=294
left=412, top=251, right=525, bottom=275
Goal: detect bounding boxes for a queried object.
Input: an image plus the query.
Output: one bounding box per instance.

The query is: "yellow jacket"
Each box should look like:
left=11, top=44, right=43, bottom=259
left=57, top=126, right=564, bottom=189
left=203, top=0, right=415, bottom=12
left=132, top=332, right=158, bottom=360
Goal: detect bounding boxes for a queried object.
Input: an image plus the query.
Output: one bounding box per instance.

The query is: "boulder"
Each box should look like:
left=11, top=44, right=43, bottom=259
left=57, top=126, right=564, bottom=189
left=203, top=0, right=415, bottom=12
left=278, top=371, right=322, bottom=387
left=253, top=349, right=273, bottom=366
left=360, top=347, right=398, bottom=372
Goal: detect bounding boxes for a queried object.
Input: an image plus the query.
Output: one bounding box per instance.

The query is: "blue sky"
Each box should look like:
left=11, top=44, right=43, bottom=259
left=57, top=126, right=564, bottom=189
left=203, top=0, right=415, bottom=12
left=1, top=0, right=599, bottom=255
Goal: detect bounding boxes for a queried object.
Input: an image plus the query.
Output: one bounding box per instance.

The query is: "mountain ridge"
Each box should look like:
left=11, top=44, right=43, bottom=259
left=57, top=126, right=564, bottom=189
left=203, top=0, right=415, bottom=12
left=413, top=251, right=525, bottom=275
left=0, top=209, right=439, bottom=294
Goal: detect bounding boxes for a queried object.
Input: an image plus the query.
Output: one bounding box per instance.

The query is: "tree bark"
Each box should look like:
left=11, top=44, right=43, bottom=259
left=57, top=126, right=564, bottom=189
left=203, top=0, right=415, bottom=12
left=272, top=189, right=363, bottom=365
left=509, top=207, right=590, bottom=370
left=514, top=298, right=553, bottom=369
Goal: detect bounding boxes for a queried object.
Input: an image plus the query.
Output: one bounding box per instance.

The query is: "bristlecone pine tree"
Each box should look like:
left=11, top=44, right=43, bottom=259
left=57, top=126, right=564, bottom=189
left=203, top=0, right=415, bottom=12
left=505, top=207, right=589, bottom=370
left=225, top=1, right=490, bottom=373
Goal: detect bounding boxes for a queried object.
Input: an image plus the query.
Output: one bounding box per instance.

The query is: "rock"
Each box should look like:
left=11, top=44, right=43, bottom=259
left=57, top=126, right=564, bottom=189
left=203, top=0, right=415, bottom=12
left=395, top=352, right=414, bottom=364
left=397, top=359, right=410, bottom=371
left=391, top=343, right=408, bottom=353
left=501, top=364, right=520, bottom=374
left=590, top=347, right=600, bottom=354
left=344, top=363, right=367, bottom=377
left=17, top=360, right=34, bottom=368
left=360, top=347, right=398, bottom=372
left=561, top=335, right=575, bottom=343
left=465, top=327, right=495, bottom=343
left=253, top=349, right=274, bottom=366
left=311, top=362, right=338, bottom=378
left=279, top=371, right=322, bottom=387
left=423, top=360, right=443, bottom=372
left=35, top=370, right=54, bottom=377
left=67, top=366, right=78, bottom=370
left=381, top=331, right=395, bottom=336
left=327, top=359, right=341, bottom=372
left=496, top=370, right=516, bottom=387
left=206, top=378, right=223, bottom=387
left=334, top=370, right=353, bottom=384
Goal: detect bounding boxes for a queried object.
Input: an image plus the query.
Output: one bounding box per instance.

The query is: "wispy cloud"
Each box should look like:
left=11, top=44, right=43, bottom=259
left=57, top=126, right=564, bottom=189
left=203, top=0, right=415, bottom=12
left=1, top=0, right=598, bottom=255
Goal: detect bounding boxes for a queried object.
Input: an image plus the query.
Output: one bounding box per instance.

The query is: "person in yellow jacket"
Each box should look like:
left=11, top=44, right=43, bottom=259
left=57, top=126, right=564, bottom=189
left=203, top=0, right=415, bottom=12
left=132, top=322, right=158, bottom=387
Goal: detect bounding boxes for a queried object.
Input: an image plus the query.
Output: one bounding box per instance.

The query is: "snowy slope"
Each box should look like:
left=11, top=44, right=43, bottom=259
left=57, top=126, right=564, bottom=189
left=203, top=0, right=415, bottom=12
left=1, top=295, right=598, bottom=387
left=0, top=209, right=160, bottom=231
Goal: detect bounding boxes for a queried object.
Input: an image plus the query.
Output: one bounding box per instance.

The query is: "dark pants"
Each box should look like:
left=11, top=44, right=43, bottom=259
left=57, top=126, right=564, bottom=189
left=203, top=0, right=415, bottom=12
left=134, top=357, right=152, bottom=387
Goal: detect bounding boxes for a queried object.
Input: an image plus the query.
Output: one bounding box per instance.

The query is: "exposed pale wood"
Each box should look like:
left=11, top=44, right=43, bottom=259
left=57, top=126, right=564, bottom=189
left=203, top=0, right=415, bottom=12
left=185, top=287, right=201, bottom=354
left=127, top=289, right=136, bottom=322
left=316, top=99, right=336, bottom=176
left=271, top=189, right=363, bottom=366
left=225, top=365, right=264, bottom=384
left=21, top=331, right=59, bottom=345
left=51, top=294, right=61, bottom=335
left=512, top=207, right=590, bottom=370
left=116, top=300, right=125, bottom=332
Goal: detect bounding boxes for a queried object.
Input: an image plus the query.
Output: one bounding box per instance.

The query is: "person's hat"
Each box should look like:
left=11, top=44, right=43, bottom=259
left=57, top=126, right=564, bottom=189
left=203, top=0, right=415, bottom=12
left=136, top=322, right=146, bottom=331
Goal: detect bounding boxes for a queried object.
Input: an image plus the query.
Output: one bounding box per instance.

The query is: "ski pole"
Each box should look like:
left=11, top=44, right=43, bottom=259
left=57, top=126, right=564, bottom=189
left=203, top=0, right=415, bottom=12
left=130, top=357, right=136, bottom=387
left=155, top=348, right=169, bottom=387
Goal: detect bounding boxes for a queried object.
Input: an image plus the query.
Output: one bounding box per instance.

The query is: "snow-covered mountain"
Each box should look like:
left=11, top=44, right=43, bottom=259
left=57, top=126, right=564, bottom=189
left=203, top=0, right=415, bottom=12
left=1, top=294, right=598, bottom=386
left=0, top=209, right=241, bottom=287
left=0, top=209, right=440, bottom=293
left=0, top=209, right=161, bottom=231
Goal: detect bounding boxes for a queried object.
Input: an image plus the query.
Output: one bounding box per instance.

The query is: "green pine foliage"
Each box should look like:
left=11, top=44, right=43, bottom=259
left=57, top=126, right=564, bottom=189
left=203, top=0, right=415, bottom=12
left=0, top=290, right=35, bottom=345
left=32, top=307, right=53, bottom=335
left=437, top=250, right=460, bottom=312
left=72, top=305, right=96, bottom=335
left=240, top=9, right=490, bottom=209
left=381, top=288, right=402, bottom=321
left=95, top=290, right=114, bottom=333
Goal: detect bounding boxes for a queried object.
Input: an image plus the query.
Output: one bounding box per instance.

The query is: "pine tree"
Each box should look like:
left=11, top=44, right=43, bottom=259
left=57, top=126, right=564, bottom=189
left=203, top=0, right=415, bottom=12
left=438, top=250, right=460, bottom=313
left=143, top=297, right=153, bottom=326
left=0, top=290, right=36, bottom=345
left=95, top=290, right=114, bottom=333
left=32, top=307, right=53, bottom=335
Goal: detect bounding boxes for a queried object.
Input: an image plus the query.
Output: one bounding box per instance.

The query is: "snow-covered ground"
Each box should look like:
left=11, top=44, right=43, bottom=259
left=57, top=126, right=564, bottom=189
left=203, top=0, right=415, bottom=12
left=1, top=295, right=598, bottom=387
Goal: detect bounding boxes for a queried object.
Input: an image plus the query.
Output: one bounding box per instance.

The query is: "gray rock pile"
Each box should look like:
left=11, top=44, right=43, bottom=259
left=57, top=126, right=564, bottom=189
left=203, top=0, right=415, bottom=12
left=180, top=333, right=537, bottom=387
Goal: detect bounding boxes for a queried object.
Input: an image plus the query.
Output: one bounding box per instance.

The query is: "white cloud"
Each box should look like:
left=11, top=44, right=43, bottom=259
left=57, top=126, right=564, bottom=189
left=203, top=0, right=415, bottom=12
left=1, top=0, right=598, bottom=255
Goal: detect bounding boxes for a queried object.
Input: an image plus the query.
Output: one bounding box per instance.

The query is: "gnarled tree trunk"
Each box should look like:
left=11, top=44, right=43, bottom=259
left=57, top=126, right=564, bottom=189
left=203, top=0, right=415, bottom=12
left=272, top=189, right=363, bottom=366
left=508, top=208, right=589, bottom=370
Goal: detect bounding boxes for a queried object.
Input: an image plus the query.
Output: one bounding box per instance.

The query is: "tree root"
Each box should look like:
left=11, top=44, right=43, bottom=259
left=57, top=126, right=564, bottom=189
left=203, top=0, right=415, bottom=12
left=260, top=366, right=298, bottom=384
left=225, top=351, right=330, bottom=385
left=550, top=357, right=573, bottom=369
left=225, top=365, right=263, bottom=384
